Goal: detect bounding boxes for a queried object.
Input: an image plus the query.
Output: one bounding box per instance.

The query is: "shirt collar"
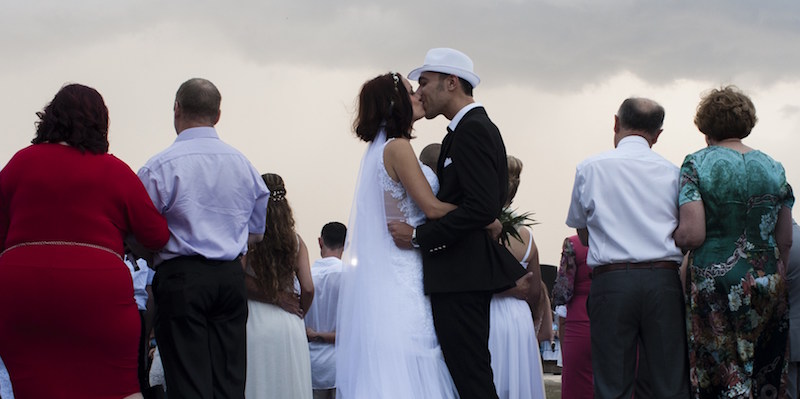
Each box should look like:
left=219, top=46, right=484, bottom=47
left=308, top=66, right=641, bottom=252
left=314, top=257, right=342, bottom=268
left=175, top=126, right=219, bottom=142
left=617, top=135, right=651, bottom=149
left=447, top=102, right=482, bottom=132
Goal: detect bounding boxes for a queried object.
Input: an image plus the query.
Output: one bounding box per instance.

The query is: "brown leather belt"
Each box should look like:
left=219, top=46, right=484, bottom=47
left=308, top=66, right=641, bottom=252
left=591, top=261, right=679, bottom=278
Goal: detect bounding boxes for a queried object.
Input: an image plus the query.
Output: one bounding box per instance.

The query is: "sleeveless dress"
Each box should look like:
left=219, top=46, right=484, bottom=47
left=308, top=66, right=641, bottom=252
left=335, top=136, right=458, bottom=399
left=553, top=235, right=593, bottom=399
left=489, top=226, right=547, bottom=399
left=245, top=236, right=312, bottom=399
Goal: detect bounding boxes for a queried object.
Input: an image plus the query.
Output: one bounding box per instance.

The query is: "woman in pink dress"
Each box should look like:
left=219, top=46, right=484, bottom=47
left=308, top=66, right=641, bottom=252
left=552, top=235, right=592, bottom=398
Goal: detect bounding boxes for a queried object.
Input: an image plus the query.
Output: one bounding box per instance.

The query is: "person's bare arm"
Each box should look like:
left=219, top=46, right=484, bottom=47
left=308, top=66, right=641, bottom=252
left=246, top=274, right=304, bottom=317
left=673, top=201, right=706, bottom=251
left=385, top=139, right=456, bottom=219
left=775, top=205, right=793, bottom=271
left=276, top=291, right=303, bottom=318
left=306, top=326, right=336, bottom=344
left=248, top=233, right=264, bottom=246
left=679, top=252, right=689, bottom=295
left=242, top=252, right=305, bottom=316
left=295, top=236, right=314, bottom=316
left=245, top=274, right=271, bottom=302
left=388, top=221, right=415, bottom=249
left=524, top=233, right=543, bottom=308
left=498, top=227, right=542, bottom=305
left=125, top=238, right=155, bottom=266
left=577, top=228, right=589, bottom=247
left=486, top=218, right=502, bottom=240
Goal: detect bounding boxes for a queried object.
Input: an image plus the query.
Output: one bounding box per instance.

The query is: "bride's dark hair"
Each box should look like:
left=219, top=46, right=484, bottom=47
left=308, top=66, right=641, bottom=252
left=353, top=72, right=414, bottom=142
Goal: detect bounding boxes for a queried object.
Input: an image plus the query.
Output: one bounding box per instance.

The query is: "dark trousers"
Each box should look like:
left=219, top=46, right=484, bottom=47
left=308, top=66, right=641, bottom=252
left=137, top=310, right=150, bottom=395
left=588, top=267, right=690, bottom=399
left=139, top=310, right=165, bottom=399
left=153, top=256, right=247, bottom=399
left=430, top=291, right=498, bottom=399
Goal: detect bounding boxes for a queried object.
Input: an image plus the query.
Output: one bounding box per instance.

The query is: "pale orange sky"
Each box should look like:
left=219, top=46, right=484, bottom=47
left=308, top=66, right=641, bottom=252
left=2, top=2, right=799, bottom=265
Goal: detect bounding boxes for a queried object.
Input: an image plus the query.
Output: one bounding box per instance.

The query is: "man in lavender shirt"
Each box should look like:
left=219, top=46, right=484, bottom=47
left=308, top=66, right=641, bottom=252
left=138, top=78, right=269, bottom=399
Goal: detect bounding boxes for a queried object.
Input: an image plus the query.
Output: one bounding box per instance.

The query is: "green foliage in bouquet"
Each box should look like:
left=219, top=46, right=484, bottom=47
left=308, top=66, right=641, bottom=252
left=499, top=208, right=538, bottom=247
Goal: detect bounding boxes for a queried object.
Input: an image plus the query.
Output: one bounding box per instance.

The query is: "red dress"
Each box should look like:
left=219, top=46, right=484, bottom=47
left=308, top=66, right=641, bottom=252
left=0, top=144, right=169, bottom=398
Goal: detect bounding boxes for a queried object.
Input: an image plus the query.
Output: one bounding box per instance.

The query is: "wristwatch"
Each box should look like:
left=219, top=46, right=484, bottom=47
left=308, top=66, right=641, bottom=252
left=411, top=228, right=420, bottom=248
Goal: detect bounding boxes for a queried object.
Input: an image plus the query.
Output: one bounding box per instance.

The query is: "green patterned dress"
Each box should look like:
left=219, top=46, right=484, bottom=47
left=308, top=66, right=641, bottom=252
left=679, top=146, right=794, bottom=398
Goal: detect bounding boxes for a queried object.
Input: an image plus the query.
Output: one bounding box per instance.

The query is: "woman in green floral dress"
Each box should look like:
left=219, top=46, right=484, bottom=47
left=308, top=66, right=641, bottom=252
left=674, top=86, right=794, bottom=398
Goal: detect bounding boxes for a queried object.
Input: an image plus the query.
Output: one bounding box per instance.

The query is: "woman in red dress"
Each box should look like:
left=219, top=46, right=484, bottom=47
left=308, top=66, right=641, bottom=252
left=0, top=84, right=169, bottom=398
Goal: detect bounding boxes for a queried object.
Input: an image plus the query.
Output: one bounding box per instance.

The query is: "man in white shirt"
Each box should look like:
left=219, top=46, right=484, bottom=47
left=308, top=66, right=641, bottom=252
left=304, top=222, right=346, bottom=399
left=565, top=98, right=689, bottom=399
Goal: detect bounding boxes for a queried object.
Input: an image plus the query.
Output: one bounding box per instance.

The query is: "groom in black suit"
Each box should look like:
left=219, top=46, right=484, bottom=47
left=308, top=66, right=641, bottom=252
left=389, top=48, right=527, bottom=399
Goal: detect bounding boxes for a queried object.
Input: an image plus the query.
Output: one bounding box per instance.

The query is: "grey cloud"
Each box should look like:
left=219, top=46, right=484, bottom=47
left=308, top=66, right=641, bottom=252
left=780, top=104, right=800, bottom=118
left=3, top=0, right=799, bottom=91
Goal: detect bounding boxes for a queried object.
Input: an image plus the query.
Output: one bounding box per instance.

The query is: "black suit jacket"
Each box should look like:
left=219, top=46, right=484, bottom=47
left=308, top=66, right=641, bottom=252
left=416, top=107, right=527, bottom=294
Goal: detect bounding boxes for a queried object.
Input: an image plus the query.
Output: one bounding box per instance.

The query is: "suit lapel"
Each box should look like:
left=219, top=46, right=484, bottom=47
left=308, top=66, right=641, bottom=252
left=437, top=107, right=486, bottom=176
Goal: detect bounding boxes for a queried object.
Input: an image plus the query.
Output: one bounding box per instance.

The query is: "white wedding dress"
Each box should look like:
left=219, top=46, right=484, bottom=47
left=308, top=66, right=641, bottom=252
left=489, top=226, right=547, bottom=399
left=336, top=132, right=458, bottom=399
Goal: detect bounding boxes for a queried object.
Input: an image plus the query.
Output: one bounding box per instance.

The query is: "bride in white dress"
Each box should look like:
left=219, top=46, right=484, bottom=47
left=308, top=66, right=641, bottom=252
left=336, top=72, right=460, bottom=399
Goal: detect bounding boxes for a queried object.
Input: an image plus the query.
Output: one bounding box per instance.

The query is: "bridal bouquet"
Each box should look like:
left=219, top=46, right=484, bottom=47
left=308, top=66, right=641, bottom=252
left=498, top=208, right=537, bottom=247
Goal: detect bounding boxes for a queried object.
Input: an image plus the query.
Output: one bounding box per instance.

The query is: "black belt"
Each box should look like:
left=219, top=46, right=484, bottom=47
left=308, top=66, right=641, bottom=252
left=591, top=261, right=679, bottom=278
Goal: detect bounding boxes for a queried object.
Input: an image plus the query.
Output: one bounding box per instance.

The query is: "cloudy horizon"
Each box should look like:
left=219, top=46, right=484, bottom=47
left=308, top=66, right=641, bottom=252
left=2, top=1, right=799, bottom=264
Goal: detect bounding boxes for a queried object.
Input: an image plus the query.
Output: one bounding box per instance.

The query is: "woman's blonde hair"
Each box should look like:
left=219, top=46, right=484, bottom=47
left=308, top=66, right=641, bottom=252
left=506, top=155, right=523, bottom=207
left=249, top=173, right=298, bottom=303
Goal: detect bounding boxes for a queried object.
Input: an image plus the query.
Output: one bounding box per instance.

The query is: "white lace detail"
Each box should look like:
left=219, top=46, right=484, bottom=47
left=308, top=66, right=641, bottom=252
left=378, top=139, right=441, bottom=342
left=379, top=139, right=440, bottom=227
left=337, top=129, right=457, bottom=398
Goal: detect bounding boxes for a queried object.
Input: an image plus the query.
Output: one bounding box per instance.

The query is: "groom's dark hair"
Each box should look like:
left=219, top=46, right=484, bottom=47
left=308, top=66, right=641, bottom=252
left=437, top=73, right=473, bottom=97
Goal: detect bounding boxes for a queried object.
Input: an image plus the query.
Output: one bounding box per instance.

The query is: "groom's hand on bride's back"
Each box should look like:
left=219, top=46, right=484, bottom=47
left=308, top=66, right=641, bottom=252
left=388, top=221, right=414, bottom=249
left=486, top=219, right=502, bottom=240
left=506, top=272, right=535, bottom=301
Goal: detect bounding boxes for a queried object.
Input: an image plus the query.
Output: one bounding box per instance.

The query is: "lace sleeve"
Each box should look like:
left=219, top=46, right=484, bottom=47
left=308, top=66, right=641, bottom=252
left=552, top=237, right=577, bottom=306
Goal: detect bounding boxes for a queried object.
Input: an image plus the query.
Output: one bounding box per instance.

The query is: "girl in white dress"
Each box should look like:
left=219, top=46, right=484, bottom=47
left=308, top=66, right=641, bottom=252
left=488, top=156, right=547, bottom=399
left=336, top=73, right=460, bottom=399
left=245, top=173, right=314, bottom=399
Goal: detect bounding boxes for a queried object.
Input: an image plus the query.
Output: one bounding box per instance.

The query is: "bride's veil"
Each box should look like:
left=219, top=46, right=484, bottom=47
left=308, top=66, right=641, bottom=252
left=336, top=128, right=421, bottom=398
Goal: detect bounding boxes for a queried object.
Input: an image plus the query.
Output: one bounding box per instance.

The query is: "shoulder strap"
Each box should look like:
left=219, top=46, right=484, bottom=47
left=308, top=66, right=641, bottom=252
left=521, top=226, right=534, bottom=263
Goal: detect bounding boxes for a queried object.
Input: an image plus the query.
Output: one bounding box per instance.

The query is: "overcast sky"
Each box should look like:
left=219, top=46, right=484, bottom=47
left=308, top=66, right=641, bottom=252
left=2, top=1, right=799, bottom=265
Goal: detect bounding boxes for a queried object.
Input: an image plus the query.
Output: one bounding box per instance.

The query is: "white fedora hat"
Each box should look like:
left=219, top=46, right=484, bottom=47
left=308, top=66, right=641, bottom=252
left=408, top=48, right=480, bottom=88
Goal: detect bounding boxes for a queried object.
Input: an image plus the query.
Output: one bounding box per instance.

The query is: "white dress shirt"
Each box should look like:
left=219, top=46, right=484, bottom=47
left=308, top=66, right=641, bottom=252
left=125, top=254, right=153, bottom=311
left=565, top=135, right=683, bottom=267
left=304, top=256, right=342, bottom=389
left=447, top=102, right=483, bottom=132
